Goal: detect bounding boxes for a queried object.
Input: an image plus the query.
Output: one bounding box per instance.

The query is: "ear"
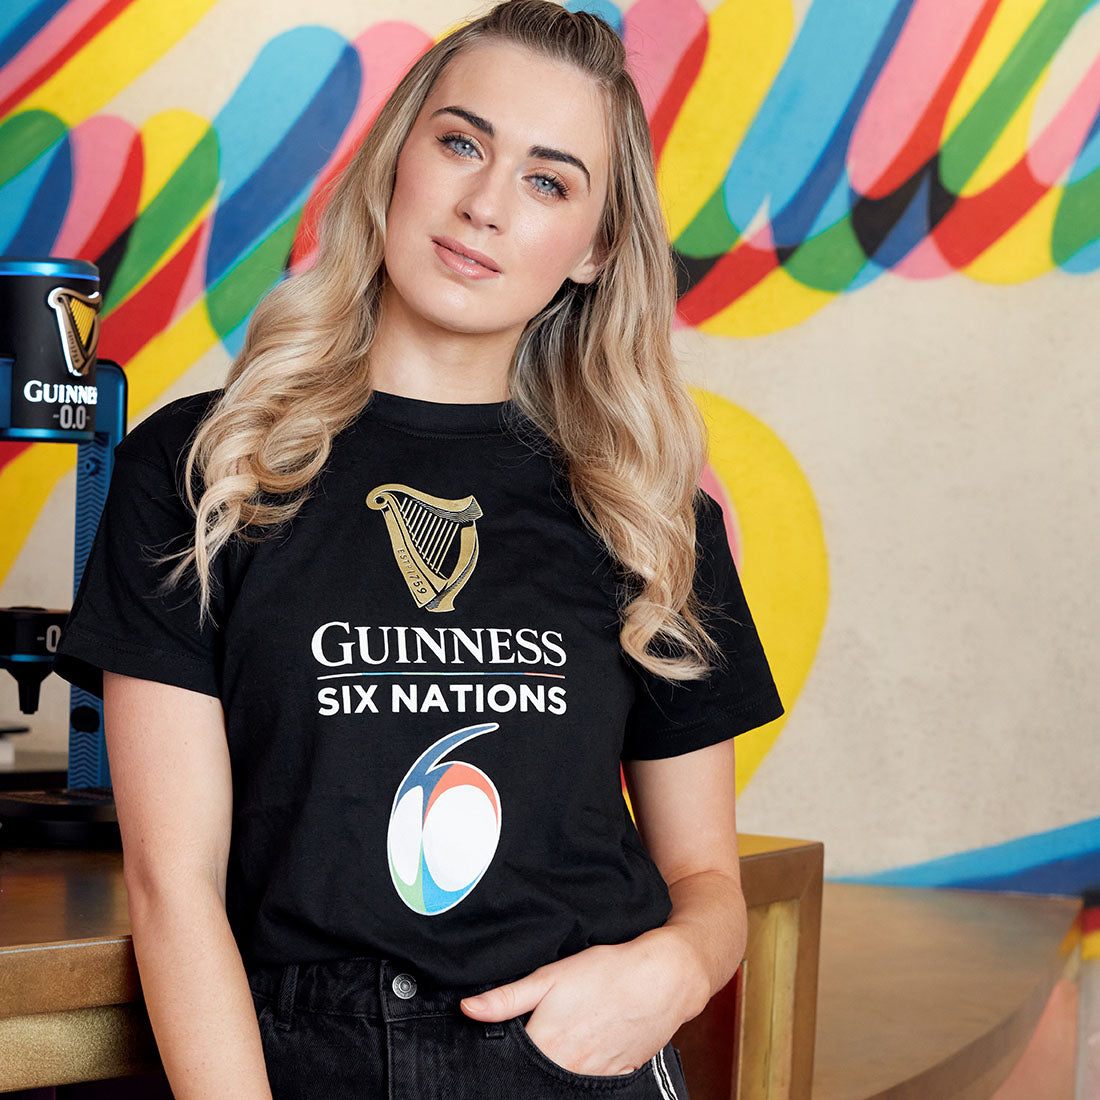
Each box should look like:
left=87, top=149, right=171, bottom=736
left=567, top=234, right=607, bottom=286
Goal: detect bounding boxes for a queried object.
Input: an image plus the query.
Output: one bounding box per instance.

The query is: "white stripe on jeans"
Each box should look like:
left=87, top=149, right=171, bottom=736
left=650, top=1047, right=677, bottom=1099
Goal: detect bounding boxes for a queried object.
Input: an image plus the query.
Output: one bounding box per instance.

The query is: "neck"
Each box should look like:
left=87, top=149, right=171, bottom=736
left=369, top=281, right=517, bottom=403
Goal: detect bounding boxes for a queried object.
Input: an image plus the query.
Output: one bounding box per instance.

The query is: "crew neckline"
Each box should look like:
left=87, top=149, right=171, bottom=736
left=364, top=388, right=518, bottom=435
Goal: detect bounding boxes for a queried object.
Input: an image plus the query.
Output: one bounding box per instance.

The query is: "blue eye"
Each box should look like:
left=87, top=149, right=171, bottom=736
left=437, top=132, right=569, bottom=199
left=532, top=173, right=568, bottom=198
left=439, top=133, right=479, bottom=157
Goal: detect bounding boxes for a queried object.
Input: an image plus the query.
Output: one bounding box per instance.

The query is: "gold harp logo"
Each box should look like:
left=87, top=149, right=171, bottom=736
left=367, top=483, right=482, bottom=612
left=46, top=286, right=101, bottom=377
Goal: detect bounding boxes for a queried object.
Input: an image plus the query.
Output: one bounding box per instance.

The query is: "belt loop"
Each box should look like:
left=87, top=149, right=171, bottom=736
left=274, top=963, right=299, bottom=1030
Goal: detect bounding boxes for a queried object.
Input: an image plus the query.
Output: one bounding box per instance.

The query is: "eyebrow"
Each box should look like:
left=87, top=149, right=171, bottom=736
left=430, top=105, right=592, bottom=191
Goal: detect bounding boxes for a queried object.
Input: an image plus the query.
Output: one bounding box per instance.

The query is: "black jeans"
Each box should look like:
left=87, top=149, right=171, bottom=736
left=246, top=955, right=690, bottom=1099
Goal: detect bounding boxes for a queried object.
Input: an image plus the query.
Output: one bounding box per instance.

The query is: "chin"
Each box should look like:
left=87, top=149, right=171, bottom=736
left=418, top=306, right=505, bottom=336
left=410, top=294, right=525, bottom=337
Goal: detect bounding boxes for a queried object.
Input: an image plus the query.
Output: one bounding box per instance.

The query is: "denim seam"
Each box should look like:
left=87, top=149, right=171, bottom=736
left=274, top=963, right=299, bottom=1030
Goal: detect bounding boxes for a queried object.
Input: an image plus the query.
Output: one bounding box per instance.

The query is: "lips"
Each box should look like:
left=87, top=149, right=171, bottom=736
left=431, top=236, right=501, bottom=273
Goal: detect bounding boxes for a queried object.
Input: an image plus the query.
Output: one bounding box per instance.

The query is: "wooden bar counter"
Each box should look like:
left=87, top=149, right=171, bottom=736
left=811, top=883, right=1081, bottom=1100
left=0, top=835, right=825, bottom=1097
left=2, top=836, right=1080, bottom=1099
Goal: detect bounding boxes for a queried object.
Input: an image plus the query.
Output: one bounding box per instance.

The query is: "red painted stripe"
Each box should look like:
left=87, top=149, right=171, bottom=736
left=81, top=129, right=143, bottom=263
left=865, top=0, right=1001, bottom=200
left=0, top=0, right=139, bottom=120
left=98, top=216, right=206, bottom=365
left=0, top=440, right=32, bottom=476
left=289, top=103, right=386, bottom=270
left=650, top=24, right=708, bottom=163
left=675, top=239, right=780, bottom=327
left=933, top=159, right=1046, bottom=268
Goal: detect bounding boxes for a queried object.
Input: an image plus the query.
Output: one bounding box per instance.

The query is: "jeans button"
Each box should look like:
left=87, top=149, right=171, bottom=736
left=392, top=973, right=417, bottom=999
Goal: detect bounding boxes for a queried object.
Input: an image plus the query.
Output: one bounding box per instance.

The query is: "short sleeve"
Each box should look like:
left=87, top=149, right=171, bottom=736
left=620, top=489, right=784, bottom=760
left=52, top=393, right=226, bottom=700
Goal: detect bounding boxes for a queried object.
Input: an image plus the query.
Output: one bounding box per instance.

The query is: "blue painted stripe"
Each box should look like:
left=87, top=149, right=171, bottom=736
left=722, top=0, right=914, bottom=244
left=565, top=0, right=623, bottom=35
left=212, top=25, right=353, bottom=199
left=207, top=28, right=359, bottom=282
left=1062, top=232, right=1100, bottom=273
left=951, top=850, right=1100, bottom=895
left=1069, top=113, right=1100, bottom=183
left=4, top=136, right=71, bottom=255
left=0, top=142, right=59, bottom=251
left=835, top=816, right=1100, bottom=888
left=0, top=0, right=67, bottom=69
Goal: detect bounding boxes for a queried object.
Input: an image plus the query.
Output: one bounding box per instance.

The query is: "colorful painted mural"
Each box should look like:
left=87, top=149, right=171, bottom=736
left=1, top=0, right=1097, bottom=895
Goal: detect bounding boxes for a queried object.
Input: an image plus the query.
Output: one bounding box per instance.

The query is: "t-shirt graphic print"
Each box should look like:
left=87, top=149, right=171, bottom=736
left=367, top=482, right=483, bottom=612
left=53, top=387, right=785, bottom=987
left=388, top=721, right=501, bottom=916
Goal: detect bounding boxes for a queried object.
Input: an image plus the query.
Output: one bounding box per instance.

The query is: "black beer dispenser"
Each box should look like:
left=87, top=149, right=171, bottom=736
left=1, top=256, right=127, bottom=846
left=0, top=257, right=100, bottom=441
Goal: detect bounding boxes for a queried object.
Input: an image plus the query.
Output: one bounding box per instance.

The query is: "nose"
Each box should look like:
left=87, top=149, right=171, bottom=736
left=456, top=164, right=509, bottom=232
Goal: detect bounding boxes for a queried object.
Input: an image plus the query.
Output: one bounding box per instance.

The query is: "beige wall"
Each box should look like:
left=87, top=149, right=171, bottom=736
left=2, top=0, right=1098, bottom=884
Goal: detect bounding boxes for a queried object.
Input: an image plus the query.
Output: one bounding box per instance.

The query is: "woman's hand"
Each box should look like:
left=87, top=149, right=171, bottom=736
left=462, top=739, right=747, bottom=1076
left=459, top=926, right=707, bottom=1076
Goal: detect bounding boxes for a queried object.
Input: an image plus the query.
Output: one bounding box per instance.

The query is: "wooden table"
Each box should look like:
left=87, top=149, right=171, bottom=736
left=0, top=847, right=163, bottom=1091
left=0, top=835, right=825, bottom=1096
left=811, top=883, right=1081, bottom=1100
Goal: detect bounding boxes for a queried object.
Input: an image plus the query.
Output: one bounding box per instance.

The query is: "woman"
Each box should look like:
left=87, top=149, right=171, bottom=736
left=55, top=1, right=783, bottom=1097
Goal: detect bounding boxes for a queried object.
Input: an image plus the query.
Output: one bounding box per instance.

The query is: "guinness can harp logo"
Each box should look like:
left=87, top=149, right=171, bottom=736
left=46, top=286, right=100, bottom=377
left=368, top=483, right=482, bottom=612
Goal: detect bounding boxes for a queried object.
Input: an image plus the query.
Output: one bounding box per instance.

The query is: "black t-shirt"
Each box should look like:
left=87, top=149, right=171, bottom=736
left=54, top=388, right=783, bottom=986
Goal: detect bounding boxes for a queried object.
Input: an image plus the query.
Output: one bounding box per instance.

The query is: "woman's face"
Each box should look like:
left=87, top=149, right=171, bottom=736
left=382, top=40, right=610, bottom=340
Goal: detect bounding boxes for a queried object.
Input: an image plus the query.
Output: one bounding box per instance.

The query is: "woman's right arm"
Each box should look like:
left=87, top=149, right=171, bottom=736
left=104, top=670, right=273, bottom=1100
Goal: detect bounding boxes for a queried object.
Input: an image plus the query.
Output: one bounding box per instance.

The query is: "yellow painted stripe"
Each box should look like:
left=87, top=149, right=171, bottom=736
left=14, top=0, right=221, bottom=127
left=658, top=0, right=794, bottom=241
left=700, top=261, right=835, bottom=337
left=960, top=74, right=1049, bottom=197
left=123, top=297, right=220, bottom=417
left=942, top=0, right=1052, bottom=197
left=138, top=109, right=211, bottom=211
left=118, top=111, right=217, bottom=304
left=0, top=299, right=220, bottom=588
left=1083, top=927, right=1100, bottom=961
left=691, top=385, right=829, bottom=794
left=965, top=183, right=1059, bottom=282
left=0, top=445, right=80, bottom=584
left=944, top=0, right=1048, bottom=138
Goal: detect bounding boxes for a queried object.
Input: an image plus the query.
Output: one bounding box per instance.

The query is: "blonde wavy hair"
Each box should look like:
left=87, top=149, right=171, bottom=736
left=173, top=0, right=726, bottom=681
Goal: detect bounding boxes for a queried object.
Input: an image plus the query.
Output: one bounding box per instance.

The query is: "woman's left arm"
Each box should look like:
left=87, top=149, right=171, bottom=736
left=459, top=737, right=744, bottom=1076
left=624, top=735, right=747, bottom=1009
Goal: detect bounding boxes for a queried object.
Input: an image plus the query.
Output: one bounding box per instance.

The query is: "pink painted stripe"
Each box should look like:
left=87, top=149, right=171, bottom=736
left=892, top=235, right=957, bottom=279
left=1027, top=48, right=1100, bottom=185
left=699, top=466, right=742, bottom=569
left=170, top=210, right=214, bottom=326
left=52, top=114, right=134, bottom=255
left=849, top=0, right=989, bottom=196
left=0, top=0, right=113, bottom=102
left=622, top=0, right=707, bottom=120
left=290, top=21, right=431, bottom=274
left=329, top=22, right=431, bottom=175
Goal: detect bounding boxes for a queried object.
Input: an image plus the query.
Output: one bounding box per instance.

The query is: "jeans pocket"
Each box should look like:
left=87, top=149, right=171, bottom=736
left=506, top=1012, right=652, bottom=1087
